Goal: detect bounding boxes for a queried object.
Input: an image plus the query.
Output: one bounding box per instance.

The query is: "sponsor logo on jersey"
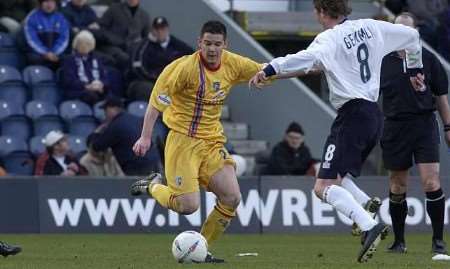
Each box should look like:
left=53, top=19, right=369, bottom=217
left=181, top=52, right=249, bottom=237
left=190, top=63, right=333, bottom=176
left=212, top=90, right=226, bottom=100
left=322, top=161, right=330, bottom=169
left=157, top=94, right=171, bottom=106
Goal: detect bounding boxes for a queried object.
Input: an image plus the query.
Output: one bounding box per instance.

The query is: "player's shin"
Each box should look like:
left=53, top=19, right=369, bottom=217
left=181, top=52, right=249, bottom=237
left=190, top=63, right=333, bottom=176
left=200, top=201, right=236, bottom=246
left=323, top=185, right=377, bottom=231
left=341, top=175, right=370, bottom=205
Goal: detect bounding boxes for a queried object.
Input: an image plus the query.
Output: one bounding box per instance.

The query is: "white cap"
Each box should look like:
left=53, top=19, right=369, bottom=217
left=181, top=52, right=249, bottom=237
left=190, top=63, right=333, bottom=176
left=44, top=130, right=65, bottom=147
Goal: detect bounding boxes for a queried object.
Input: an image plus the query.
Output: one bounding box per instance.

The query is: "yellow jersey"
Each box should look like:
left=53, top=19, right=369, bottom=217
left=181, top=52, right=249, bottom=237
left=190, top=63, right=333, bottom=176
left=150, top=50, right=263, bottom=143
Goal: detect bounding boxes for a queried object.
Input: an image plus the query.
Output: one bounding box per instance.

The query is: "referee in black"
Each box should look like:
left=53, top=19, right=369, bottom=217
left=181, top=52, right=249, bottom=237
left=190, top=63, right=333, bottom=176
left=380, top=12, right=450, bottom=256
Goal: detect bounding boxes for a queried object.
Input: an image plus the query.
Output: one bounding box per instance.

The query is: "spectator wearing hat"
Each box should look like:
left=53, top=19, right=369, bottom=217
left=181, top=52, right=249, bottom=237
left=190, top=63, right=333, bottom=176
left=24, top=0, right=70, bottom=69
left=267, top=122, right=317, bottom=175
left=90, top=96, right=161, bottom=175
left=62, top=30, right=112, bottom=105
left=127, top=16, right=193, bottom=101
left=96, top=0, right=150, bottom=68
left=79, top=133, right=124, bottom=176
left=35, top=130, right=86, bottom=176
left=61, top=0, right=99, bottom=36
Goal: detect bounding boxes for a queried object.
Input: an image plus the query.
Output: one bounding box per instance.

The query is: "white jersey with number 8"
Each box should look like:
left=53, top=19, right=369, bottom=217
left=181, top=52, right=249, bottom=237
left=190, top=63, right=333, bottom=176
left=269, top=19, right=422, bottom=109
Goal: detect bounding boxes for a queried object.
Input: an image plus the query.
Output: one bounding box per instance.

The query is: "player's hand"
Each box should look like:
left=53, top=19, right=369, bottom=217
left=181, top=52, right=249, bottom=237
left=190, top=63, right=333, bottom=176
left=248, top=70, right=268, bottom=90
left=133, top=137, right=151, bottom=157
left=410, top=73, right=426, bottom=92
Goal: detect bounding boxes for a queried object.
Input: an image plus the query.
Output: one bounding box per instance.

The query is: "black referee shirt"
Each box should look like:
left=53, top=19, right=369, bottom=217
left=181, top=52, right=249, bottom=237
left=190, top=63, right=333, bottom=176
left=380, top=48, right=448, bottom=120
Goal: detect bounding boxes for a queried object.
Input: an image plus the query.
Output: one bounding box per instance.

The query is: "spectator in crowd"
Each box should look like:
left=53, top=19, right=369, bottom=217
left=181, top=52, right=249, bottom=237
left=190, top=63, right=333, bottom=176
left=24, top=0, right=70, bottom=69
left=0, top=0, right=37, bottom=33
left=80, top=133, right=124, bottom=176
left=127, top=16, right=193, bottom=100
left=35, top=130, right=86, bottom=176
left=96, top=0, right=150, bottom=68
left=90, top=96, right=161, bottom=175
left=61, top=0, right=99, bottom=36
left=406, top=0, right=447, bottom=48
left=62, top=30, right=111, bottom=105
left=267, top=122, right=316, bottom=175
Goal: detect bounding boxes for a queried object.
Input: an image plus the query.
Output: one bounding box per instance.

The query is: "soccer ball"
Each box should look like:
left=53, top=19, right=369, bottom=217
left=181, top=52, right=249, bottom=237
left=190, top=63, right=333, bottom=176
left=171, top=231, right=208, bottom=263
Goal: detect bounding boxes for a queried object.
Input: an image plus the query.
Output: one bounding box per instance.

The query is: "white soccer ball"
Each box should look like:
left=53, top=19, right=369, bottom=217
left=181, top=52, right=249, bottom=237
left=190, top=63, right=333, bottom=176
left=171, top=231, right=208, bottom=263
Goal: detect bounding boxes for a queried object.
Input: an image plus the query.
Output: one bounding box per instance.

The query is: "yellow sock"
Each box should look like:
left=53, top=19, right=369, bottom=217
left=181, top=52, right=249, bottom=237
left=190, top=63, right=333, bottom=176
left=200, top=202, right=236, bottom=246
left=149, top=183, right=180, bottom=211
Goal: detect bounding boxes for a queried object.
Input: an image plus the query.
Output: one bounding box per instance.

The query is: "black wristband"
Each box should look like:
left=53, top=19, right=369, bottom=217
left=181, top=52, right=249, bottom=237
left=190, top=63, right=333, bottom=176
left=262, top=64, right=276, bottom=77
left=444, top=124, right=450, bottom=132
left=407, top=68, right=423, bottom=76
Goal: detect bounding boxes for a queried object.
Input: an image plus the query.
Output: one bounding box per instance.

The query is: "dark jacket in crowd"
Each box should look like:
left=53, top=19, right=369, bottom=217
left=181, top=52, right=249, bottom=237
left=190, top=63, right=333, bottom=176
left=40, top=154, right=85, bottom=176
left=97, top=2, right=150, bottom=49
left=129, top=35, right=193, bottom=81
left=91, top=112, right=160, bottom=175
left=267, top=141, right=315, bottom=175
left=61, top=2, right=98, bottom=31
left=0, top=0, right=37, bottom=22
left=62, top=52, right=110, bottom=105
left=24, top=8, right=70, bottom=55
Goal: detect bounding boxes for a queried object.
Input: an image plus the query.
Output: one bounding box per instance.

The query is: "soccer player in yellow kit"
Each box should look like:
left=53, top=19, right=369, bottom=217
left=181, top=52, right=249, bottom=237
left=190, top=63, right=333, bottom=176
left=130, top=21, right=263, bottom=263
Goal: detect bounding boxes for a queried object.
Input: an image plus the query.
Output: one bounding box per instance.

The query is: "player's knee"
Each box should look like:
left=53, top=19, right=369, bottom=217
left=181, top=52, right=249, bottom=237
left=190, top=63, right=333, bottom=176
left=390, top=182, right=407, bottom=194
left=221, top=192, right=241, bottom=209
left=423, top=175, right=440, bottom=192
left=178, top=200, right=200, bottom=215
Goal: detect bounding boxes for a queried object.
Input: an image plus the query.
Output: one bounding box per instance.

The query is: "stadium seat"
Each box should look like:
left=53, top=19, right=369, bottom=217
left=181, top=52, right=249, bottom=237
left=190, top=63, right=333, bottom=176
left=33, top=115, right=64, bottom=137
left=22, top=65, right=55, bottom=85
left=59, top=100, right=93, bottom=121
left=0, top=65, right=28, bottom=106
left=0, top=136, right=28, bottom=157
left=127, top=101, right=147, bottom=118
left=68, top=116, right=97, bottom=136
left=0, top=34, right=23, bottom=69
left=68, top=135, right=87, bottom=156
left=93, top=101, right=105, bottom=121
left=29, top=136, right=46, bottom=156
left=0, top=100, right=24, bottom=120
left=26, top=100, right=58, bottom=120
left=32, top=84, right=61, bottom=105
left=3, top=151, right=34, bottom=175
left=1, top=116, right=31, bottom=140
left=0, top=33, right=15, bottom=48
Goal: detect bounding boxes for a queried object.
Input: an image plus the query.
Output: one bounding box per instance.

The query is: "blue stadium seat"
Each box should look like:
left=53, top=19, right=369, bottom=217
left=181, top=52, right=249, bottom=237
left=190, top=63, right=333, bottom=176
left=3, top=151, right=34, bottom=175
left=68, top=116, right=97, bottom=136
left=22, top=65, right=55, bottom=85
left=127, top=101, right=147, bottom=118
left=93, top=101, right=105, bottom=121
left=59, top=100, right=93, bottom=121
left=26, top=100, right=58, bottom=120
left=0, top=65, right=28, bottom=106
left=0, top=34, right=23, bottom=69
left=0, top=100, right=24, bottom=120
left=1, top=116, right=31, bottom=140
left=29, top=136, right=46, bottom=156
left=68, top=135, right=87, bottom=156
left=32, top=84, right=61, bottom=105
left=0, top=136, right=28, bottom=157
left=33, top=115, right=64, bottom=137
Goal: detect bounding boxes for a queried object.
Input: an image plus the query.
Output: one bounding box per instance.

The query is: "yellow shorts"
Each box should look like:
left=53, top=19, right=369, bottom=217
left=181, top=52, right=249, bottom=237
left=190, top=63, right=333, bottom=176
left=164, top=130, right=235, bottom=196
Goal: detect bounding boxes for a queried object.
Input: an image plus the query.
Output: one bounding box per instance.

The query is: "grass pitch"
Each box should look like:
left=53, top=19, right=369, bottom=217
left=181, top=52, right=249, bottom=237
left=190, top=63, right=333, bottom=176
left=0, top=233, right=448, bottom=269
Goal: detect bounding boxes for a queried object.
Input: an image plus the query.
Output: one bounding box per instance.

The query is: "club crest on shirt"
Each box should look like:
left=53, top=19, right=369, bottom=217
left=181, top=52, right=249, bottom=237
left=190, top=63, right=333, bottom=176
left=212, top=81, right=221, bottom=92
left=175, top=176, right=182, bottom=186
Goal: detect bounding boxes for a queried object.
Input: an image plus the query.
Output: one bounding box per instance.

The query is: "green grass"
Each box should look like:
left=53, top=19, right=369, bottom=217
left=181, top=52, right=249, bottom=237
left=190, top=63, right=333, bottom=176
left=0, top=233, right=448, bottom=269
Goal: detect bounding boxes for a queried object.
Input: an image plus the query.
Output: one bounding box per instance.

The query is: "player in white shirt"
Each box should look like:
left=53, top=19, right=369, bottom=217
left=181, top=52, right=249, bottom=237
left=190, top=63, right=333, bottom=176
left=249, top=0, right=425, bottom=263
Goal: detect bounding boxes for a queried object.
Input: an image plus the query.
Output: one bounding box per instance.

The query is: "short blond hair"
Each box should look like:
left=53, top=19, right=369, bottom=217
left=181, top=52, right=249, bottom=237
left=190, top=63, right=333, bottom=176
left=72, top=30, right=96, bottom=52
